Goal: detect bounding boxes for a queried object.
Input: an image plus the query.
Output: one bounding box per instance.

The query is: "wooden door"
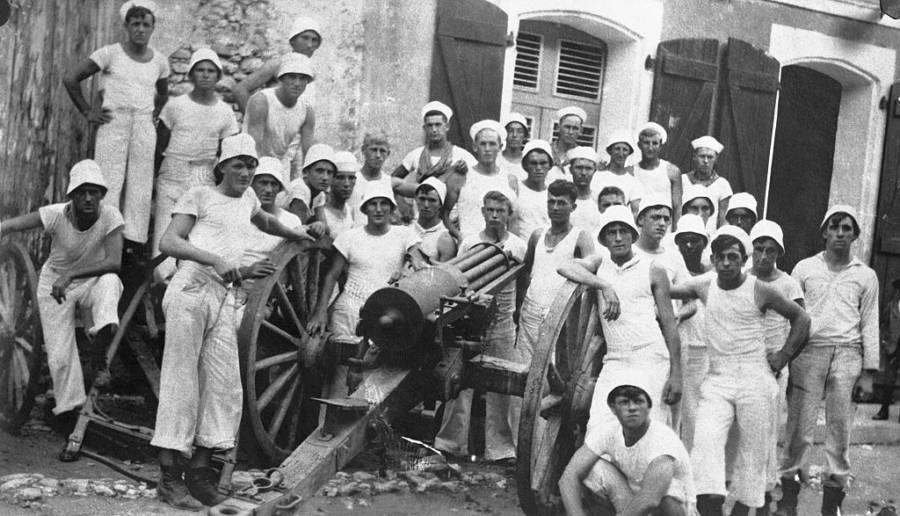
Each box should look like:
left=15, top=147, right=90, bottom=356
left=716, top=38, right=780, bottom=209
left=871, top=81, right=900, bottom=304
left=648, top=39, right=720, bottom=173
left=429, top=0, right=508, bottom=149
left=767, top=65, right=841, bottom=272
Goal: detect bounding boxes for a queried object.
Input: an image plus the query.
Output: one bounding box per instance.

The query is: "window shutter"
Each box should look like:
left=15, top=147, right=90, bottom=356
left=514, top=32, right=541, bottom=90
left=555, top=40, right=604, bottom=100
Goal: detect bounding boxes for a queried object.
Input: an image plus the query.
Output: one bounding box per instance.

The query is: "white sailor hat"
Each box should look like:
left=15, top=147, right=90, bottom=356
left=598, top=204, right=639, bottom=239
left=469, top=119, right=507, bottom=145
left=421, top=101, right=453, bottom=122
left=332, top=151, right=360, bottom=173
left=501, top=112, right=528, bottom=131
left=604, top=130, right=635, bottom=154
left=253, top=157, right=287, bottom=190
left=750, top=219, right=785, bottom=253
left=674, top=214, right=709, bottom=243
left=289, top=16, right=322, bottom=41
left=302, top=143, right=336, bottom=171
left=637, top=194, right=673, bottom=217
left=726, top=192, right=758, bottom=218
left=66, top=160, right=108, bottom=196
left=217, top=133, right=258, bottom=167
left=278, top=53, right=315, bottom=80
left=567, top=146, right=599, bottom=165
left=416, top=176, right=447, bottom=205
left=638, top=122, right=668, bottom=145
left=521, top=140, right=553, bottom=166
left=606, top=369, right=655, bottom=408
left=819, top=204, right=860, bottom=233
left=120, top=0, right=157, bottom=22
left=188, top=47, right=223, bottom=74
left=681, top=184, right=716, bottom=215
left=692, top=135, right=724, bottom=154
left=712, top=224, right=753, bottom=256
left=556, top=106, right=587, bottom=123
left=359, top=181, right=397, bottom=213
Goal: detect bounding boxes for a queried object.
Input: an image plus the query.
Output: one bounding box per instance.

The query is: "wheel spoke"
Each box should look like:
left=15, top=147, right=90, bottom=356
left=273, top=282, right=307, bottom=342
left=530, top=415, right=561, bottom=489
left=257, top=363, right=298, bottom=411
left=260, top=320, right=303, bottom=349
left=256, top=351, right=299, bottom=371
left=267, top=376, right=300, bottom=439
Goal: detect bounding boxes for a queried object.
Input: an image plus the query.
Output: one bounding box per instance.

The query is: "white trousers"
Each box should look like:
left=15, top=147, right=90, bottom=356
left=37, top=272, right=122, bottom=415
left=586, top=350, right=671, bottom=438
left=677, top=345, right=709, bottom=451
left=151, top=267, right=242, bottom=453
left=152, top=157, right=216, bottom=281
left=766, top=369, right=789, bottom=490
left=584, top=458, right=690, bottom=512
left=94, top=110, right=155, bottom=243
left=692, top=358, right=777, bottom=508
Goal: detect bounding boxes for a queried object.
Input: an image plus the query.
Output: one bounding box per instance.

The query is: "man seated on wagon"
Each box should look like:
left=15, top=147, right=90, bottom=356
left=0, top=160, right=124, bottom=459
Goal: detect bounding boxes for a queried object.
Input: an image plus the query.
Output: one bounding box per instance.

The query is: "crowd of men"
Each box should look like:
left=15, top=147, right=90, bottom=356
left=0, top=1, right=889, bottom=514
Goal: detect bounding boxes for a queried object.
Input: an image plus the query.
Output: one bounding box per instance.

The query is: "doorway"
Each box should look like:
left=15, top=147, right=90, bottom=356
left=767, top=65, right=842, bottom=272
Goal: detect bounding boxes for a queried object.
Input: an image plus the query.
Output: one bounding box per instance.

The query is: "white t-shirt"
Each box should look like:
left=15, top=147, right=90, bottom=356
left=400, top=145, right=477, bottom=179
left=159, top=95, right=238, bottom=161
left=284, top=178, right=326, bottom=211
left=173, top=186, right=261, bottom=269
left=681, top=175, right=733, bottom=209
left=323, top=203, right=356, bottom=239
left=498, top=154, right=527, bottom=182
left=350, top=171, right=393, bottom=225
left=635, top=243, right=689, bottom=285
left=756, top=272, right=804, bottom=352
left=334, top=225, right=421, bottom=302
left=584, top=420, right=694, bottom=503
left=513, top=182, right=549, bottom=241
left=89, top=43, right=170, bottom=114
left=591, top=170, right=645, bottom=204
left=240, top=208, right=302, bottom=266
left=456, top=170, right=518, bottom=240
left=570, top=197, right=603, bottom=238
left=413, top=221, right=451, bottom=262
left=39, top=203, right=124, bottom=279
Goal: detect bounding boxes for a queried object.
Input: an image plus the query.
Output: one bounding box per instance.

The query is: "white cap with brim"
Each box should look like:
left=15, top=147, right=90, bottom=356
left=501, top=112, right=528, bottom=130
left=217, top=133, right=258, bottom=167
left=521, top=140, right=553, bottom=167
left=421, top=101, right=453, bottom=122
left=726, top=192, right=758, bottom=218
left=66, top=159, right=108, bottom=196
left=605, top=369, right=655, bottom=408
left=750, top=219, right=785, bottom=253
left=692, top=135, right=724, bottom=154
left=120, top=0, right=157, bottom=22
left=302, top=143, right=336, bottom=171
left=332, top=151, right=360, bottom=173
left=674, top=213, right=708, bottom=242
left=469, top=119, right=507, bottom=146
left=712, top=224, right=753, bottom=257
left=289, top=16, right=322, bottom=41
left=568, top=146, right=599, bottom=165
left=819, top=204, right=859, bottom=232
left=359, top=182, right=397, bottom=213
left=638, top=194, right=673, bottom=217
left=188, top=47, right=223, bottom=74
left=598, top=204, right=639, bottom=239
left=556, top=106, right=587, bottom=123
left=605, top=129, right=635, bottom=154
left=278, top=53, right=315, bottom=81
left=638, top=122, right=668, bottom=145
left=682, top=184, right=716, bottom=215
left=416, top=177, right=447, bottom=205
left=253, top=157, right=287, bottom=190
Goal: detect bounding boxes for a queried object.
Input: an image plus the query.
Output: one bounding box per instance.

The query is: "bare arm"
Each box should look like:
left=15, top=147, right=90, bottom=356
left=620, top=456, right=678, bottom=516
left=858, top=271, right=881, bottom=371
left=250, top=210, right=317, bottom=242
left=63, top=59, right=111, bottom=124
left=307, top=252, right=347, bottom=334
left=244, top=93, right=269, bottom=156
left=558, top=445, right=601, bottom=516
left=287, top=198, right=313, bottom=224
left=299, top=106, right=316, bottom=156
left=443, top=173, right=465, bottom=241
left=557, top=254, right=620, bottom=320
left=0, top=211, right=44, bottom=236
left=650, top=263, right=682, bottom=405
left=756, top=281, right=811, bottom=372
left=392, top=173, right=417, bottom=197
left=669, top=277, right=704, bottom=301
left=668, top=164, right=682, bottom=225
left=406, top=244, right=428, bottom=271
left=160, top=213, right=242, bottom=283
left=517, top=229, right=541, bottom=308
left=435, top=232, right=458, bottom=262
left=232, top=59, right=279, bottom=113
left=574, top=228, right=595, bottom=258
left=153, top=77, right=169, bottom=120
left=155, top=120, right=172, bottom=172
left=717, top=196, right=730, bottom=229
left=49, top=227, right=123, bottom=303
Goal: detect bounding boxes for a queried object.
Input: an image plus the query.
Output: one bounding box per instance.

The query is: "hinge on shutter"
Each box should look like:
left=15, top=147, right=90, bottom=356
left=645, top=55, right=656, bottom=71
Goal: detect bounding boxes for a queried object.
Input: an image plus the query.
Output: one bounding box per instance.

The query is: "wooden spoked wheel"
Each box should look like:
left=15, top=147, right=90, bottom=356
left=517, top=282, right=604, bottom=516
left=0, top=242, right=43, bottom=432
left=238, top=242, right=323, bottom=462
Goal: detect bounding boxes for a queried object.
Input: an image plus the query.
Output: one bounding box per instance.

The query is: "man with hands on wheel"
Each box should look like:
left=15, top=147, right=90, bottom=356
left=150, top=134, right=321, bottom=510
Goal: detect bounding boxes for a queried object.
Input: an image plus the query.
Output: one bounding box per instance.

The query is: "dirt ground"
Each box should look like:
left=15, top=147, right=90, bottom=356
left=1, top=418, right=899, bottom=515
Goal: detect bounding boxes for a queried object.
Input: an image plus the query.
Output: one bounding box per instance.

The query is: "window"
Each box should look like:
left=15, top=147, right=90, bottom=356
left=552, top=122, right=597, bottom=148
left=514, top=31, right=542, bottom=90
left=555, top=39, right=604, bottom=100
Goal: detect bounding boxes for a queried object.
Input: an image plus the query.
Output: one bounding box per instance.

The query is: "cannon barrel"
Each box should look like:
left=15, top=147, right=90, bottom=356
left=358, top=243, right=512, bottom=353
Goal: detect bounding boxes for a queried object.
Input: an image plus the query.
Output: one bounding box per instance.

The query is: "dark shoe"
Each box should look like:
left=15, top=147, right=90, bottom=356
left=873, top=405, right=890, bottom=420
left=58, top=442, right=79, bottom=462
left=697, top=494, right=726, bottom=516
left=50, top=409, right=80, bottom=436
left=775, top=476, right=801, bottom=516
left=158, top=465, right=203, bottom=510
left=184, top=467, right=227, bottom=506
left=730, top=501, right=750, bottom=516
left=822, top=485, right=846, bottom=516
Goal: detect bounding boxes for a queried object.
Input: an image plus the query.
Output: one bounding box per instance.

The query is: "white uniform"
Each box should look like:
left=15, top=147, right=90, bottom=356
left=349, top=172, right=393, bottom=224
left=681, top=175, right=733, bottom=210
left=413, top=221, right=451, bottom=263
left=512, top=182, right=549, bottom=241
left=435, top=232, right=526, bottom=461
left=456, top=169, right=517, bottom=240
left=675, top=270, right=715, bottom=449
left=634, top=160, right=675, bottom=202
left=89, top=43, right=170, bottom=243
left=37, top=203, right=124, bottom=415
left=586, top=252, right=671, bottom=436
left=498, top=154, right=527, bottom=182
left=590, top=170, right=645, bottom=204
left=244, top=87, right=310, bottom=181
left=570, top=197, right=603, bottom=238
left=692, top=275, right=777, bottom=508
left=322, top=203, right=355, bottom=239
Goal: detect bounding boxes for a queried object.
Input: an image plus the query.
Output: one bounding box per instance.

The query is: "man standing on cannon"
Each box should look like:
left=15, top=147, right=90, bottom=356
left=0, top=160, right=124, bottom=459
left=150, top=134, right=320, bottom=509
